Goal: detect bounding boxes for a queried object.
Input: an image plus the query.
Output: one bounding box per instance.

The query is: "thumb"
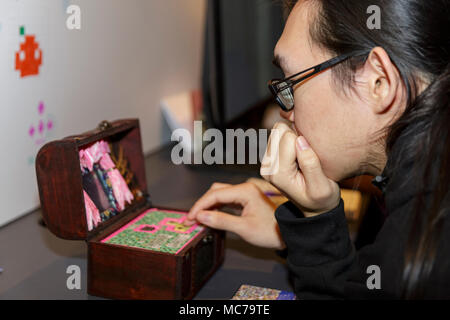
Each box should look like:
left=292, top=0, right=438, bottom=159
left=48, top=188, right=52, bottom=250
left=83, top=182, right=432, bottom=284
left=196, top=210, right=244, bottom=234
left=295, top=136, right=330, bottom=190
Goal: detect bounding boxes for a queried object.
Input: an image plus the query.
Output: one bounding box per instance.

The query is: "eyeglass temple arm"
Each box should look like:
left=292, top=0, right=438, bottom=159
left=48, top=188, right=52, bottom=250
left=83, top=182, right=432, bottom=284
left=285, top=54, right=352, bottom=83
left=276, top=50, right=370, bottom=90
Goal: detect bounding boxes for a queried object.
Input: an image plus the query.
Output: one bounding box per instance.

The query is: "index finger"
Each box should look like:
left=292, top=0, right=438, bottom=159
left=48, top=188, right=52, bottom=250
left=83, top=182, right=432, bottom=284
left=187, top=184, right=253, bottom=221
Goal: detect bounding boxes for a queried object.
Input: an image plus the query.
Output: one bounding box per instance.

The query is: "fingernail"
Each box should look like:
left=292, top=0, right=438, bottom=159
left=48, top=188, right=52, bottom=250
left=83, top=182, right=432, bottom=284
left=297, top=136, right=310, bottom=151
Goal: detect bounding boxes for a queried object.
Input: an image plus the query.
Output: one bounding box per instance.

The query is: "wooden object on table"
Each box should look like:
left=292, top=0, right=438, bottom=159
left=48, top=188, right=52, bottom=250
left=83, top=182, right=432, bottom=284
left=36, top=119, right=225, bottom=300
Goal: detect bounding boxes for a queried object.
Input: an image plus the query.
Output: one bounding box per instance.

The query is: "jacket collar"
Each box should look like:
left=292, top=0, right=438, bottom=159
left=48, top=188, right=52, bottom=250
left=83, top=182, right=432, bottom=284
left=374, top=130, right=440, bottom=212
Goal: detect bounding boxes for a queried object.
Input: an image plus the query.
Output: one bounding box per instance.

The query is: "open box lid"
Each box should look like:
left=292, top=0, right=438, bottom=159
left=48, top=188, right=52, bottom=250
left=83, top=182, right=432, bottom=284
left=36, top=119, right=150, bottom=240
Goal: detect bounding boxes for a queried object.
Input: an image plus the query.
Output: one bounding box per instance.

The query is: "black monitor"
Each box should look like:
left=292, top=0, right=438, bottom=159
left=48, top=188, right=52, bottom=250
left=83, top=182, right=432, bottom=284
left=202, top=0, right=285, bottom=130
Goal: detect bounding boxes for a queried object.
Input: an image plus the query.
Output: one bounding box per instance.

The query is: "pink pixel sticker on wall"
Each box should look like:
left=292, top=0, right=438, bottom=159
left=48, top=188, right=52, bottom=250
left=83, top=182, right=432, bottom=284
left=28, top=101, right=55, bottom=166
left=29, top=101, right=54, bottom=146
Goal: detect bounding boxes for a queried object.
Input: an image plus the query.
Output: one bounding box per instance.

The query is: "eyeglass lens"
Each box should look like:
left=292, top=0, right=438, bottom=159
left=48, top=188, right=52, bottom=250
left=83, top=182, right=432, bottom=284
left=277, top=85, right=294, bottom=110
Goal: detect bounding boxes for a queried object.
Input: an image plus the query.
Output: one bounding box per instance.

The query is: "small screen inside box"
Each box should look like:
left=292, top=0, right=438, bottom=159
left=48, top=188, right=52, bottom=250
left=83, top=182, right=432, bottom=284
left=101, top=208, right=204, bottom=254
left=83, top=172, right=112, bottom=213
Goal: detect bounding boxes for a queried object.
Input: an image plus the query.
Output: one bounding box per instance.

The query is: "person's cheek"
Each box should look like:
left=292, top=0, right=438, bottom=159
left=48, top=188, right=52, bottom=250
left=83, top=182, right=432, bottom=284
left=293, top=92, right=337, bottom=178
left=292, top=83, right=323, bottom=136
left=293, top=93, right=319, bottom=144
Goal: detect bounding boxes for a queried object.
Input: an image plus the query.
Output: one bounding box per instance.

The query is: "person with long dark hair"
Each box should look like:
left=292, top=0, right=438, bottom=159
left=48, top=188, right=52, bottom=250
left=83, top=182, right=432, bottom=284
left=185, top=0, right=450, bottom=299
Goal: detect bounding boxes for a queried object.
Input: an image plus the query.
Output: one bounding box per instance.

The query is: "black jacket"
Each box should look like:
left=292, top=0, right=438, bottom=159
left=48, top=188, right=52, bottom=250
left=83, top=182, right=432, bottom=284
left=275, top=134, right=449, bottom=299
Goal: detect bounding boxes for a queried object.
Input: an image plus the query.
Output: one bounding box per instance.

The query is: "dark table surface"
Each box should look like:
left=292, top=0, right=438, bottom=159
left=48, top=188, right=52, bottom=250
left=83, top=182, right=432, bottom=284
left=0, top=144, right=292, bottom=300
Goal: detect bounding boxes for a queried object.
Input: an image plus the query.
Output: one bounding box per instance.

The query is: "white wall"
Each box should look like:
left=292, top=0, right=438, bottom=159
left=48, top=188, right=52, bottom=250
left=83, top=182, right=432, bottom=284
left=0, top=0, right=206, bottom=227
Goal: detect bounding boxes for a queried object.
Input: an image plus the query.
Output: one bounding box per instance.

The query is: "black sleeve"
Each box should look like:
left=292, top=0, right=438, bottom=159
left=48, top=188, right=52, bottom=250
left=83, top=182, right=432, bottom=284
left=275, top=200, right=393, bottom=300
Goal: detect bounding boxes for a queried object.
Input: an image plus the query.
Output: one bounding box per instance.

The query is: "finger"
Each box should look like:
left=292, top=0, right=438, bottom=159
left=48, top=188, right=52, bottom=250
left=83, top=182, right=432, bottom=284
left=295, top=136, right=330, bottom=190
left=183, top=218, right=196, bottom=226
left=186, top=183, right=231, bottom=223
left=195, top=210, right=245, bottom=234
left=274, top=121, right=293, bottom=132
left=187, top=184, right=252, bottom=221
left=277, top=129, right=299, bottom=173
left=261, top=122, right=292, bottom=177
left=265, top=122, right=291, bottom=157
left=209, top=182, right=231, bottom=190
left=187, top=187, right=226, bottom=225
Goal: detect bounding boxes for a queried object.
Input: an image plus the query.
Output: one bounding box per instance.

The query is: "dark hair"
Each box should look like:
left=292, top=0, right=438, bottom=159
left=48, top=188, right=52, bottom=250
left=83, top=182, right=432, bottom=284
left=284, top=0, right=450, bottom=298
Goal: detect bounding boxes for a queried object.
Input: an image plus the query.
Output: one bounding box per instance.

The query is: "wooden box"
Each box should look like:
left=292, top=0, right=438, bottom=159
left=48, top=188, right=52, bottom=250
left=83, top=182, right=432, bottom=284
left=36, top=119, right=225, bottom=300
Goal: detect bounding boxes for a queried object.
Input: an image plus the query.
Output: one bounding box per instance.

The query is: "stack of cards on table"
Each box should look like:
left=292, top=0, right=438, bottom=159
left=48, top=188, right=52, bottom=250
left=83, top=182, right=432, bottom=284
left=232, top=285, right=296, bottom=300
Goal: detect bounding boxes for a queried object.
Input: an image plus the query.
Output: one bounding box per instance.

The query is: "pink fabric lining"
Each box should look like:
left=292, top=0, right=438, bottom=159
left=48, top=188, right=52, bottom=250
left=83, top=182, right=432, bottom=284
left=99, top=153, right=134, bottom=211
left=83, top=191, right=101, bottom=231
left=80, top=141, right=111, bottom=171
left=99, top=153, right=115, bottom=170
left=80, top=140, right=134, bottom=228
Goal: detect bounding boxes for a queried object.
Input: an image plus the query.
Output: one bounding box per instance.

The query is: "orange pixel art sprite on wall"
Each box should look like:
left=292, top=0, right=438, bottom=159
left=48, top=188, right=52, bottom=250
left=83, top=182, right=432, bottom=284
left=15, top=28, right=43, bottom=78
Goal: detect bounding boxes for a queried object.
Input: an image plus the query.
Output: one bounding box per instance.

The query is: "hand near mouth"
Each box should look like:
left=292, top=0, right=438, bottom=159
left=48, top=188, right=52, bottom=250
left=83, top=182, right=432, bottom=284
left=261, top=122, right=341, bottom=218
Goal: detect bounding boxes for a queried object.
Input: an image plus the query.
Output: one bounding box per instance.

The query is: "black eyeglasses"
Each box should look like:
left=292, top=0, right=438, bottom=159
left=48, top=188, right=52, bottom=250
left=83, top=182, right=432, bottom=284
left=268, top=51, right=369, bottom=111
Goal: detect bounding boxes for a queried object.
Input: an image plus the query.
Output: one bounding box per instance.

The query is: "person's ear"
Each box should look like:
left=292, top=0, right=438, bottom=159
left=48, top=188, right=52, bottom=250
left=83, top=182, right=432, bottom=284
left=361, top=47, right=401, bottom=114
